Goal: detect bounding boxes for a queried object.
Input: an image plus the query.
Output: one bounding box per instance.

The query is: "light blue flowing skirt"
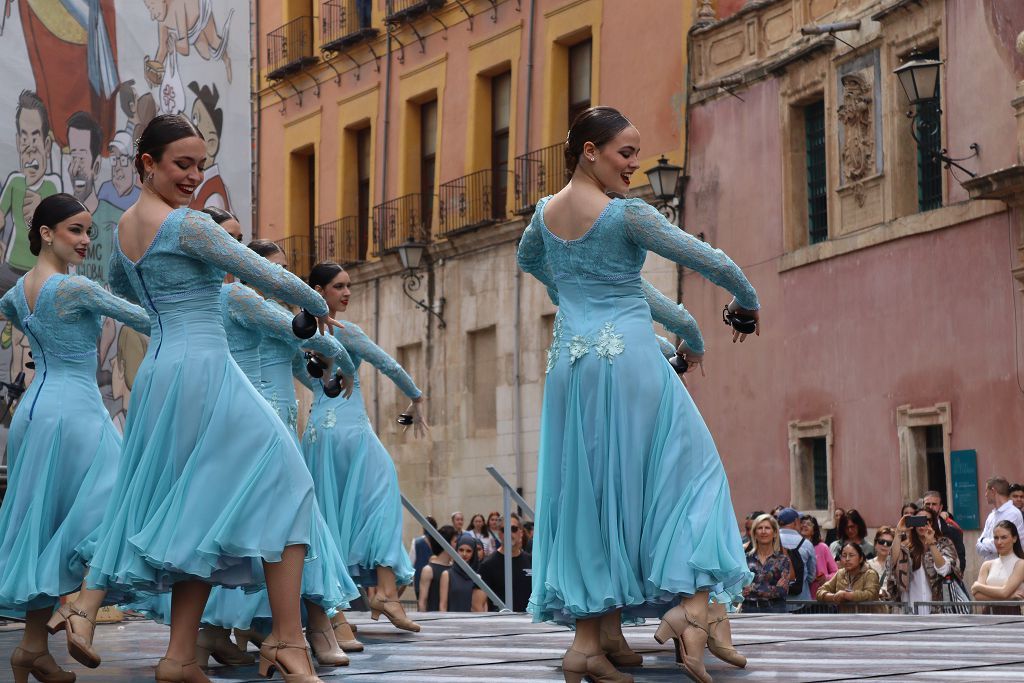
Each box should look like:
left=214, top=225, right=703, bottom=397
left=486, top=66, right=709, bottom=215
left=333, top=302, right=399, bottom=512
left=302, top=384, right=414, bottom=587
left=0, top=356, right=120, bottom=613
left=529, top=280, right=751, bottom=625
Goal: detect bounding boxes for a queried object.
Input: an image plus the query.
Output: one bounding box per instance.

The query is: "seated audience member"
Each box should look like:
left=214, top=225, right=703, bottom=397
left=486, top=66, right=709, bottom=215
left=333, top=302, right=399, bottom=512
left=816, top=542, right=881, bottom=613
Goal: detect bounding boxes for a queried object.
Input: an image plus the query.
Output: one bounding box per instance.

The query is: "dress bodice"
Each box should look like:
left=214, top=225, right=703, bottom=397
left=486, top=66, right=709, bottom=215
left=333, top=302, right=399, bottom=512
left=220, top=283, right=264, bottom=383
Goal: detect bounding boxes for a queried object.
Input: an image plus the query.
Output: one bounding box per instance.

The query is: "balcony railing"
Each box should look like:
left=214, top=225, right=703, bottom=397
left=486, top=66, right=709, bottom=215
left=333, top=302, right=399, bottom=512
left=267, top=16, right=318, bottom=80
left=385, top=0, right=444, bottom=23
left=274, top=235, right=315, bottom=280
left=321, top=0, right=378, bottom=52
left=438, top=169, right=501, bottom=237
left=315, top=216, right=365, bottom=265
left=514, top=143, right=566, bottom=214
left=372, top=194, right=432, bottom=256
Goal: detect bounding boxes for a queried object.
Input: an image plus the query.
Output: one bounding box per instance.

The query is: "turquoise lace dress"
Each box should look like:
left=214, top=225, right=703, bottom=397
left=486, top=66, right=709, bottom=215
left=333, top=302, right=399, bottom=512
left=0, top=274, right=149, bottom=613
left=517, top=197, right=759, bottom=624
left=299, top=322, right=420, bottom=587
left=86, top=208, right=352, bottom=612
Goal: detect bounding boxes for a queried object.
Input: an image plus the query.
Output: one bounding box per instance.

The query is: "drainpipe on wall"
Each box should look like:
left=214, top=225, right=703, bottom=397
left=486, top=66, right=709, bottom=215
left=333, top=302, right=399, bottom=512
left=251, top=0, right=260, bottom=239
left=374, top=4, right=395, bottom=428
left=676, top=24, right=699, bottom=311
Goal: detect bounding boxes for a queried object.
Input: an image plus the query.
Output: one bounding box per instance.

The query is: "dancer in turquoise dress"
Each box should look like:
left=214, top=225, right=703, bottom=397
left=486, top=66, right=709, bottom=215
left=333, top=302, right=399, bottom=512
left=300, top=261, right=428, bottom=634
left=517, top=107, right=760, bottom=683
left=0, top=194, right=150, bottom=683
left=86, top=115, right=348, bottom=683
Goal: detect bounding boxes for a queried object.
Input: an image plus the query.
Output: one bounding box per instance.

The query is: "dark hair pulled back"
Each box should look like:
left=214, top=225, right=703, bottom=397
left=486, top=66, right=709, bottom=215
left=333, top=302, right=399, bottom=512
left=564, top=106, right=632, bottom=179
left=29, top=193, right=88, bottom=256
left=247, top=239, right=283, bottom=259
left=134, top=113, right=204, bottom=178
left=201, top=206, right=237, bottom=225
left=995, top=520, right=1024, bottom=560
left=309, top=261, right=345, bottom=289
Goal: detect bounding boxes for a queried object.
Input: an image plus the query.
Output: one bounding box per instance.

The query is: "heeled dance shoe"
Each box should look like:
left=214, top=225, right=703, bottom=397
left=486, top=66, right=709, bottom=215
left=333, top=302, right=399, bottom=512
left=599, top=621, right=642, bottom=668
left=368, top=594, right=421, bottom=632
left=561, top=648, right=634, bottom=683
left=233, top=627, right=267, bottom=652
left=258, top=639, right=323, bottom=682
left=46, top=603, right=100, bottom=669
left=330, top=613, right=364, bottom=652
left=654, top=607, right=713, bottom=683
left=10, top=647, right=76, bottom=683
left=305, top=627, right=349, bottom=666
left=705, top=602, right=746, bottom=668
left=195, top=626, right=255, bottom=667
left=154, top=657, right=211, bottom=683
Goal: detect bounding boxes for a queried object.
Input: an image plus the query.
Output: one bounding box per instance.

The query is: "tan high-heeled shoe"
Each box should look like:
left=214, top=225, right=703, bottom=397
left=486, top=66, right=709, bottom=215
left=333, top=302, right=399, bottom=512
left=305, top=627, right=349, bottom=666
left=330, top=613, right=364, bottom=652
left=654, top=606, right=713, bottom=683
left=46, top=603, right=100, bottom=669
left=599, top=621, right=642, bottom=668
left=561, top=648, right=634, bottom=683
left=154, top=657, right=207, bottom=683
left=10, top=647, right=75, bottom=683
left=233, top=627, right=267, bottom=652
left=367, top=595, right=420, bottom=632
left=195, top=626, right=254, bottom=667
left=706, top=602, right=746, bottom=668
left=258, top=639, right=323, bottom=682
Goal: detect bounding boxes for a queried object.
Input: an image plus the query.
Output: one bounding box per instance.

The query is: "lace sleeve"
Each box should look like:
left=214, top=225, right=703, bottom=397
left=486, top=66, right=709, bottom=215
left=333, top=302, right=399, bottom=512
left=623, top=200, right=759, bottom=310
left=641, top=278, right=705, bottom=354
left=516, top=216, right=560, bottom=305
left=336, top=323, right=421, bottom=399
left=303, top=331, right=356, bottom=377
left=655, top=335, right=675, bottom=357
left=179, top=211, right=328, bottom=315
left=55, top=276, right=151, bottom=335
left=291, top=351, right=319, bottom=392
left=108, top=243, right=140, bottom=305
left=0, top=287, right=21, bottom=332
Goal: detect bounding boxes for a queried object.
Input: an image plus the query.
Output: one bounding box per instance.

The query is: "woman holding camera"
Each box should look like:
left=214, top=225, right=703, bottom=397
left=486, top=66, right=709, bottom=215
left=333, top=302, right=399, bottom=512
left=518, top=106, right=760, bottom=683
left=300, top=261, right=427, bottom=635
left=884, top=509, right=959, bottom=614
left=971, top=520, right=1024, bottom=615
left=816, top=542, right=881, bottom=613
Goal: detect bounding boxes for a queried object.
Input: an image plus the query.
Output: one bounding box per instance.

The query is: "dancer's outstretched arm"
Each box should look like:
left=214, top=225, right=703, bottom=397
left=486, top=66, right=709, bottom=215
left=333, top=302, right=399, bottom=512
left=334, top=322, right=421, bottom=399
left=55, top=275, right=151, bottom=335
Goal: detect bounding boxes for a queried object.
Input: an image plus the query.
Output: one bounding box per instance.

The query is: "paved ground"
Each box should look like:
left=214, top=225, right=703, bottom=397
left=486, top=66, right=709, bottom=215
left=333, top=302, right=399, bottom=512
left=2, top=611, right=1024, bottom=682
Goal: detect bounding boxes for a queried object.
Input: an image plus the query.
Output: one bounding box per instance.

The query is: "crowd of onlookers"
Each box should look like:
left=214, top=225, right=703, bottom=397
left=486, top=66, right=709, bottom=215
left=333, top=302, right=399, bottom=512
left=740, top=477, right=1024, bottom=614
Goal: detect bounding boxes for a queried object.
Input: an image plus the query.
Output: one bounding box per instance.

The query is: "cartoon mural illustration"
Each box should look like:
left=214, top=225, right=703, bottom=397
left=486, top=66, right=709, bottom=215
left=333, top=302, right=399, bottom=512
left=0, top=1, right=251, bottom=480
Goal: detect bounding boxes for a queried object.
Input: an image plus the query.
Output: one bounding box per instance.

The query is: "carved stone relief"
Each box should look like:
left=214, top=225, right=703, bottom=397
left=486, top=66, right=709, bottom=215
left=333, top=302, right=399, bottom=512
left=837, top=73, right=874, bottom=184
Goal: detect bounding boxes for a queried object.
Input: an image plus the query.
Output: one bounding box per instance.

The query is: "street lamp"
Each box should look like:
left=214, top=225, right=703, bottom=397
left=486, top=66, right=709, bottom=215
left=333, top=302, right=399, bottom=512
left=396, top=239, right=446, bottom=328
left=643, top=155, right=684, bottom=223
left=894, top=49, right=978, bottom=178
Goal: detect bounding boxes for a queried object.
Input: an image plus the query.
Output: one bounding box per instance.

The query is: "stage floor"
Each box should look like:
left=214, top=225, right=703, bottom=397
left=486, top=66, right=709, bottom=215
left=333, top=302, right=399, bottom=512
left=2, top=611, right=1024, bottom=682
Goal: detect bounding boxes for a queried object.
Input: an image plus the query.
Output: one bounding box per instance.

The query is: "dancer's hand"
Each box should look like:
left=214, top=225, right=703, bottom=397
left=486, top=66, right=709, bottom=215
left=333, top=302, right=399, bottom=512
left=675, top=342, right=705, bottom=377
left=728, top=299, right=760, bottom=343
left=317, top=314, right=343, bottom=336
left=405, top=398, right=430, bottom=438
left=339, top=373, right=354, bottom=399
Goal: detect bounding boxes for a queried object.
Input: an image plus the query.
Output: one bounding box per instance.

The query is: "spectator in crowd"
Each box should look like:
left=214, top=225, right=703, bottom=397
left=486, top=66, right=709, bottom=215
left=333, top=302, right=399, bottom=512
left=418, top=524, right=458, bottom=613
left=486, top=510, right=503, bottom=553
left=868, top=526, right=896, bottom=594
left=816, top=542, right=881, bottom=612
left=522, top=520, right=534, bottom=554
left=801, top=514, right=837, bottom=597
left=475, top=513, right=532, bottom=612
left=977, top=477, right=1024, bottom=563
left=742, top=510, right=766, bottom=549
left=886, top=509, right=959, bottom=615
left=830, top=509, right=874, bottom=562
left=825, top=507, right=845, bottom=547
left=901, top=502, right=920, bottom=518
left=1010, top=483, right=1024, bottom=512
left=922, top=490, right=966, bottom=574
left=971, top=521, right=1024, bottom=615
left=410, top=516, right=438, bottom=600
left=451, top=511, right=465, bottom=534
left=441, top=533, right=483, bottom=612
left=742, top=514, right=792, bottom=614
left=467, top=513, right=495, bottom=556
left=778, top=508, right=816, bottom=612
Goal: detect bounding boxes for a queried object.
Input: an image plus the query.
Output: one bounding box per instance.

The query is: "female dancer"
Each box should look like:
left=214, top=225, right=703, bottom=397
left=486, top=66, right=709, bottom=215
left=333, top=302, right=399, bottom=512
left=517, top=106, right=760, bottom=683
left=86, top=114, right=350, bottom=683
left=300, top=261, right=427, bottom=633
left=0, top=193, right=150, bottom=682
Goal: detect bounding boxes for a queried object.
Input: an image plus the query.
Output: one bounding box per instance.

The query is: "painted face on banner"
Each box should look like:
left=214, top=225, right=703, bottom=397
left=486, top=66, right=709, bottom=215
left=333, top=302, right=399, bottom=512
left=17, top=107, right=49, bottom=185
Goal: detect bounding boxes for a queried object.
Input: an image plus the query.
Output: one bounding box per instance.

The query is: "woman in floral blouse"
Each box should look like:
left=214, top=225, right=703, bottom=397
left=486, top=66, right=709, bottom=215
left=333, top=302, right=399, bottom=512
left=742, top=514, right=793, bottom=613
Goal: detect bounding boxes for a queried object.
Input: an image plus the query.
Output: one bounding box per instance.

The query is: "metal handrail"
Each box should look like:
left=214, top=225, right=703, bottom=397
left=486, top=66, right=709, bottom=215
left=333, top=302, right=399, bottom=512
left=400, top=494, right=510, bottom=612
left=486, top=466, right=534, bottom=519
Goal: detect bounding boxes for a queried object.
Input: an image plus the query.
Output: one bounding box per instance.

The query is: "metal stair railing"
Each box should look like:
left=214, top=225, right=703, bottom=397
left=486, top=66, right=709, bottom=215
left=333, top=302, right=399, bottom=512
left=486, top=465, right=534, bottom=612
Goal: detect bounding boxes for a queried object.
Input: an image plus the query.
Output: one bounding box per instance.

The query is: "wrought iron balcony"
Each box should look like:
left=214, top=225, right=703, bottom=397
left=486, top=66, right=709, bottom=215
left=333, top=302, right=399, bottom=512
left=321, top=0, right=379, bottom=52
left=266, top=16, right=318, bottom=80
left=274, top=234, right=315, bottom=280
left=513, top=142, right=565, bottom=215
left=315, top=216, right=366, bottom=265
left=372, top=194, right=432, bottom=256
left=438, top=169, right=503, bottom=237
left=385, top=0, right=444, bottom=24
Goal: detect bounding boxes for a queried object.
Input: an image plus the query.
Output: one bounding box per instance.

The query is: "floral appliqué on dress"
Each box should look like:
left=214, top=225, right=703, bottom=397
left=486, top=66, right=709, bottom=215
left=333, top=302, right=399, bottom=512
left=545, top=314, right=564, bottom=374
left=546, top=318, right=625, bottom=373
left=321, top=407, right=337, bottom=430
left=594, top=323, right=625, bottom=361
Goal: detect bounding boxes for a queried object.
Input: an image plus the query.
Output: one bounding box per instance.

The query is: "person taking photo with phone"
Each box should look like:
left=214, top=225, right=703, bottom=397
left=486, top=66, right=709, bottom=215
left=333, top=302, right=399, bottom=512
left=884, top=509, right=960, bottom=614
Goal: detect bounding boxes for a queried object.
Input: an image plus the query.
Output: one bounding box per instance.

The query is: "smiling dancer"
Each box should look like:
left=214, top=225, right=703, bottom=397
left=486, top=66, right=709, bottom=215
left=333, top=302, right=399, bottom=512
left=0, top=194, right=150, bottom=683
left=300, top=261, right=427, bottom=635
left=86, top=114, right=351, bottom=683
left=518, top=107, right=760, bottom=683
